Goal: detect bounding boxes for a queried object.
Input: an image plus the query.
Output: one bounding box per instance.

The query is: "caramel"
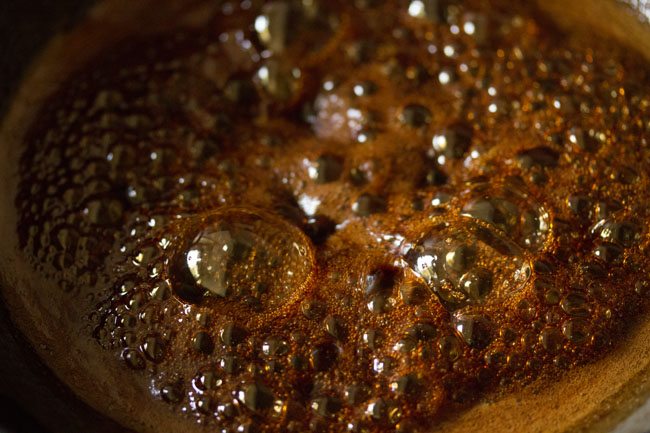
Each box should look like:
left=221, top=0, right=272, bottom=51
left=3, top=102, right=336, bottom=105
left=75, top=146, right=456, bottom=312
left=8, top=0, right=650, bottom=432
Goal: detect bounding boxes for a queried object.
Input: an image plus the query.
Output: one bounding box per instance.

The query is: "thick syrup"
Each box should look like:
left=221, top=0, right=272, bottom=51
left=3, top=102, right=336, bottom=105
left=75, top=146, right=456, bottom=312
left=13, top=0, right=650, bottom=432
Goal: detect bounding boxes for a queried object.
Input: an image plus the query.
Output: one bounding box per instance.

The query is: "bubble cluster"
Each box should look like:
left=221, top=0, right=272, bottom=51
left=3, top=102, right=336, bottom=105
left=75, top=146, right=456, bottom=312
left=12, top=0, right=650, bottom=432
left=405, top=218, right=530, bottom=310
left=459, top=180, right=551, bottom=251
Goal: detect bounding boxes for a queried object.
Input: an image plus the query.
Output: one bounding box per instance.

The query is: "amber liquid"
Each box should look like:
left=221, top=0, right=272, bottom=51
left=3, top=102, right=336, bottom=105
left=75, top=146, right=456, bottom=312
left=12, top=0, right=650, bottom=432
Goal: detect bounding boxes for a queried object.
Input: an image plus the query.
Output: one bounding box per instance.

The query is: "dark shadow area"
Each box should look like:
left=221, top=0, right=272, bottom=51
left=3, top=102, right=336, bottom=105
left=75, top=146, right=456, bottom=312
left=0, top=295, right=131, bottom=433
left=0, top=0, right=95, bottom=117
left=0, top=394, right=49, bottom=433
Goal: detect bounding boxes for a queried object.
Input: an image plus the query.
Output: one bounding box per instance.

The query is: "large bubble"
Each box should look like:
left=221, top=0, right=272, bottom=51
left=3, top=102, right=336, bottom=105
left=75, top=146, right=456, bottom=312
left=171, top=207, right=315, bottom=312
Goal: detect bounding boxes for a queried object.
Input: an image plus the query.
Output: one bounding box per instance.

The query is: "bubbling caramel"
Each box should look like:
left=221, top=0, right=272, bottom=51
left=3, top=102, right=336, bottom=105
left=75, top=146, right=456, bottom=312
left=12, top=0, right=650, bottom=432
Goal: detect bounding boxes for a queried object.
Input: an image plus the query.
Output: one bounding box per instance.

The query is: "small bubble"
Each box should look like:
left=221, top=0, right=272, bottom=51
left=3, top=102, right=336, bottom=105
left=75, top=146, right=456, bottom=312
left=516, top=299, right=536, bottom=321
left=301, top=299, right=325, bottom=320
left=452, top=313, right=492, bottom=349
left=365, top=267, right=397, bottom=296
left=560, top=292, right=590, bottom=317
left=399, top=280, right=427, bottom=305
left=261, top=337, right=289, bottom=356
left=366, top=398, right=388, bottom=420
left=460, top=182, right=550, bottom=250
left=432, top=126, right=472, bottom=160
left=192, top=331, right=214, bottom=354
left=83, top=198, right=124, bottom=226
left=195, top=396, right=213, bottom=414
left=367, top=295, right=390, bottom=314
left=635, top=280, right=649, bottom=295
left=516, top=146, right=559, bottom=170
left=390, top=374, right=419, bottom=395
left=543, top=288, right=561, bottom=305
left=593, top=242, right=623, bottom=263
left=399, top=104, right=432, bottom=128
left=484, top=350, right=506, bottom=367
left=438, top=335, right=462, bottom=360
left=255, top=2, right=291, bottom=53
left=150, top=281, right=171, bottom=300
left=592, top=218, right=640, bottom=248
left=458, top=268, right=493, bottom=301
left=352, top=81, right=378, bottom=97
left=562, top=319, right=590, bottom=344
left=122, top=348, right=145, bottom=370
left=161, top=384, right=183, bottom=403
left=256, top=61, right=302, bottom=102
left=407, top=0, right=443, bottom=22
left=407, top=322, right=438, bottom=341
left=324, top=315, right=344, bottom=340
left=220, top=355, right=240, bottom=375
left=195, top=369, right=220, bottom=391
left=220, top=322, right=247, bottom=346
left=239, top=383, right=275, bottom=412
left=567, top=195, right=592, bottom=220
left=362, top=329, right=381, bottom=350
left=424, top=165, right=448, bottom=186
left=345, top=384, right=369, bottom=405
left=310, top=342, right=339, bottom=371
left=224, top=79, right=258, bottom=104
left=566, top=128, right=599, bottom=152
left=142, top=334, right=165, bottom=363
left=309, top=154, right=344, bottom=184
left=540, top=328, right=563, bottom=353
left=352, top=193, right=386, bottom=216
left=311, top=396, right=342, bottom=417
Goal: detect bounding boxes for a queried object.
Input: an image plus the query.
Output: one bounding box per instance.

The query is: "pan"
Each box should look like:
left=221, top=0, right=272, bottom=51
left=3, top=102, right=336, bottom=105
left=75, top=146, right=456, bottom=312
left=1, top=1, right=650, bottom=432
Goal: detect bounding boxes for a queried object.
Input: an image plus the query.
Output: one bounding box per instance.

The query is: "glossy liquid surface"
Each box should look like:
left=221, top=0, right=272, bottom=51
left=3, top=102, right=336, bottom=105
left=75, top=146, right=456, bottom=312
left=14, top=1, right=650, bottom=431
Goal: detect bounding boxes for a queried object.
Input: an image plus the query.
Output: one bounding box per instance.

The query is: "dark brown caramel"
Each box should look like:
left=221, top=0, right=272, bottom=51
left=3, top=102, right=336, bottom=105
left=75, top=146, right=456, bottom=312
left=12, top=0, right=650, bottom=432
